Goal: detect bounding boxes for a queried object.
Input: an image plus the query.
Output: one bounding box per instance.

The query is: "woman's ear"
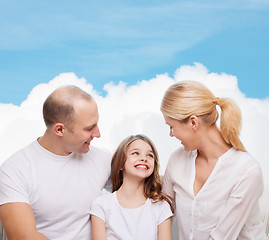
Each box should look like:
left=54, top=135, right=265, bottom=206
left=189, top=115, right=199, bottom=130
left=54, top=123, right=65, bottom=136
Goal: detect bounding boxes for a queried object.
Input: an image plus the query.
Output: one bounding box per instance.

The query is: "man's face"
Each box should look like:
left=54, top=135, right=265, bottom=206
left=63, top=99, right=100, bottom=154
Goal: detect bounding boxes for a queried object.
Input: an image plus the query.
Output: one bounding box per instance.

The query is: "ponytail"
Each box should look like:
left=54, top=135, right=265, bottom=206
left=215, top=98, right=246, bottom=152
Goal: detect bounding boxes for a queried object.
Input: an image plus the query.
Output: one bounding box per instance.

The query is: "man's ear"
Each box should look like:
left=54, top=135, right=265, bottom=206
left=54, top=123, right=65, bottom=136
left=189, top=115, right=199, bottom=130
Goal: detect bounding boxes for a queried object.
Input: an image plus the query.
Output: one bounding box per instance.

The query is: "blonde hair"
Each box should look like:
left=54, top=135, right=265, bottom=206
left=111, top=134, right=174, bottom=212
left=161, top=81, right=246, bottom=152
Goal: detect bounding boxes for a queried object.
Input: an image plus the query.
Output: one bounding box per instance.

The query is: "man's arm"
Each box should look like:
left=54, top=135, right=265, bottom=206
left=0, top=203, right=49, bottom=240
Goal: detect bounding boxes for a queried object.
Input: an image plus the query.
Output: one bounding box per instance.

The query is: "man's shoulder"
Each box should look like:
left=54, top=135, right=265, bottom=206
left=85, top=146, right=112, bottom=160
left=1, top=141, right=36, bottom=167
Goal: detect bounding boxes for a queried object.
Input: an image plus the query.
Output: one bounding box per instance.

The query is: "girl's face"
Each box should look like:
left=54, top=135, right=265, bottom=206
left=164, top=115, right=197, bottom=151
left=123, top=139, right=155, bottom=180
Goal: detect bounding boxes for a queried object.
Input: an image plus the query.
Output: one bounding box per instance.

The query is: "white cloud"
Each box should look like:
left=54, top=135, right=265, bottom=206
left=0, top=63, right=268, bottom=205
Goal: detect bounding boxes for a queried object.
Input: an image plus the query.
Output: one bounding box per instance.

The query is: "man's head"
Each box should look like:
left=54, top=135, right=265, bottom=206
left=42, top=86, right=100, bottom=154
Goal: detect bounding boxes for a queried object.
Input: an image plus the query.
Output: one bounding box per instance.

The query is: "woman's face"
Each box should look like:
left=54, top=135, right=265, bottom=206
left=164, top=115, right=197, bottom=151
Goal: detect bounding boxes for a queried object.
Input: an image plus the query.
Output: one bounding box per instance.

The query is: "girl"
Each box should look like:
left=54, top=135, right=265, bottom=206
left=161, top=80, right=266, bottom=240
left=90, top=134, right=173, bottom=240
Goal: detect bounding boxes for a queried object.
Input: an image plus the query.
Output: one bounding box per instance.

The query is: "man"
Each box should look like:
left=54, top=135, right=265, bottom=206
left=0, top=86, right=111, bottom=239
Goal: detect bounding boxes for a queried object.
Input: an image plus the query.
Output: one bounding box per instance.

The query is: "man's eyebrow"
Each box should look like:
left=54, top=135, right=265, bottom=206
left=83, top=123, right=97, bottom=130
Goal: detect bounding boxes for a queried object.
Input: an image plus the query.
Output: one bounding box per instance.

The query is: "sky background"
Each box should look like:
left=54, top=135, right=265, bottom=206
left=0, top=0, right=269, bottom=209
left=0, top=0, right=269, bottom=105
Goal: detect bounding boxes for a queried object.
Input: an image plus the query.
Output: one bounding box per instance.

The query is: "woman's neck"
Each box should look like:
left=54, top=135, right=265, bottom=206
left=197, top=124, right=231, bottom=163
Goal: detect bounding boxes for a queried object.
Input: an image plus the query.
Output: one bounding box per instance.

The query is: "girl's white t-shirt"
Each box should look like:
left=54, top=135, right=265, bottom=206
left=90, top=191, right=173, bottom=240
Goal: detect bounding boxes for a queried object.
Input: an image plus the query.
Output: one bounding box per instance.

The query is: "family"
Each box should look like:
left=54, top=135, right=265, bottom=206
left=0, top=81, right=266, bottom=240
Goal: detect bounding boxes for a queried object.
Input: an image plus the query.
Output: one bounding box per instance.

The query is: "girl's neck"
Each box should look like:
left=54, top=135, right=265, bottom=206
left=116, top=178, right=147, bottom=209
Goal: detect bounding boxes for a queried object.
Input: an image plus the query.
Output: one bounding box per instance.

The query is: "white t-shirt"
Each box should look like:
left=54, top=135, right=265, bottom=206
left=90, top=191, right=173, bottom=240
left=162, top=147, right=266, bottom=240
left=0, top=140, right=112, bottom=240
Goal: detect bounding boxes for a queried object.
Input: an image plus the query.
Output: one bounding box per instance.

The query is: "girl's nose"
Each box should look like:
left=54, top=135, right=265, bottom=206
left=140, top=156, right=147, bottom=162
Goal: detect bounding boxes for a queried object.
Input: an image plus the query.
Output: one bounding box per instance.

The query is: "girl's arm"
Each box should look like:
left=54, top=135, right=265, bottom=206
left=158, top=217, right=172, bottom=240
left=91, top=215, right=107, bottom=240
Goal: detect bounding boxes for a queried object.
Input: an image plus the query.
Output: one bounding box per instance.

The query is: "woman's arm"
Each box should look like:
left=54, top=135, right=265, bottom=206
left=210, top=164, right=264, bottom=240
left=158, top=217, right=172, bottom=240
left=91, top=215, right=107, bottom=240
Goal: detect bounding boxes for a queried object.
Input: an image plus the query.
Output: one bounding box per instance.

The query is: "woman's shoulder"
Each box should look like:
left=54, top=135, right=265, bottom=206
left=168, top=147, right=196, bottom=166
left=230, top=149, right=260, bottom=168
left=227, top=148, right=263, bottom=178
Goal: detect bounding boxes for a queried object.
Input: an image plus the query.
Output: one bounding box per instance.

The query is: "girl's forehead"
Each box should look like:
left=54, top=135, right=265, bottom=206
left=128, top=139, right=152, bottom=150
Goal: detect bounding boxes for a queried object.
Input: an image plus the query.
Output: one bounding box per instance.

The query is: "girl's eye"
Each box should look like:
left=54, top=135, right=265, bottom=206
left=147, top=154, right=154, bottom=158
left=131, top=152, right=139, bottom=155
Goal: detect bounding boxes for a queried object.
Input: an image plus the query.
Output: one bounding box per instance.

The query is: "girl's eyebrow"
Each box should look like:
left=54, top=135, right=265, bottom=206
left=129, top=148, right=153, bottom=153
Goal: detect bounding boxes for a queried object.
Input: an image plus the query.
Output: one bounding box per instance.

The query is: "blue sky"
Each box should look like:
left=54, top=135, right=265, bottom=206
left=0, top=0, right=268, bottom=105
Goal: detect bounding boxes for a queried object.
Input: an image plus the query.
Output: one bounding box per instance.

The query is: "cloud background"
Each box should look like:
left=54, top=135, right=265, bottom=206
left=1, top=63, right=269, bottom=217
left=1, top=63, right=268, bottom=190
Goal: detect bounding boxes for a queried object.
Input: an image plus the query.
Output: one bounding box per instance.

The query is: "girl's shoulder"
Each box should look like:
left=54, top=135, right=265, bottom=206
left=148, top=199, right=173, bottom=221
left=92, top=192, right=114, bottom=206
left=149, top=198, right=171, bottom=210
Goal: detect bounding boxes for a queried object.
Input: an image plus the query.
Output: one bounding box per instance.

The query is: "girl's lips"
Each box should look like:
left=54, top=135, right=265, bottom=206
left=134, top=164, right=149, bottom=169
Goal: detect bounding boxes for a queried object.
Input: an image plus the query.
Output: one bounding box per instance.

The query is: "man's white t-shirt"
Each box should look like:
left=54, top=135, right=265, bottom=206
left=90, top=191, right=173, bottom=240
left=0, top=140, right=111, bottom=240
left=162, top=147, right=266, bottom=240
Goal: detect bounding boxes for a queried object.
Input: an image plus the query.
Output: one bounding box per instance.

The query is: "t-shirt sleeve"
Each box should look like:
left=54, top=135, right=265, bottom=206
left=155, top=200, right=173, bottom=225
left=96, top=147, right=112, bottom=193
left=0, top=160, right=30, bottom=205
left=90, top=195, right=108, bottom=222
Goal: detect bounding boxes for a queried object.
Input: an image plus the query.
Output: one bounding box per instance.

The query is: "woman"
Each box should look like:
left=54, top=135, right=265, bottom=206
left=161, top=80, right=266, bottom=240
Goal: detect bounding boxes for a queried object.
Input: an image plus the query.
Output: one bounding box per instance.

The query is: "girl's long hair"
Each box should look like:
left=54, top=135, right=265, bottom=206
left=111, top=134, right=174, bottom=212
left=161, top=81, right=246, bottom=152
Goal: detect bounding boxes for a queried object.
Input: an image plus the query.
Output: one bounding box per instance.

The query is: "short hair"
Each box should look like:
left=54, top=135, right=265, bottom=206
left=43, top=85, right=93, bottom=129
left=111, top=134, right=174, bottom=212
left=161, top=81, right=246, bottom=151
